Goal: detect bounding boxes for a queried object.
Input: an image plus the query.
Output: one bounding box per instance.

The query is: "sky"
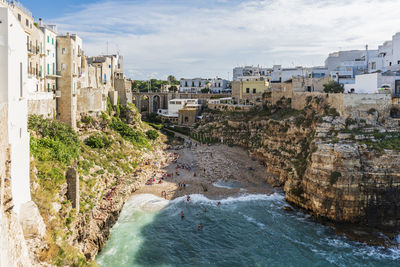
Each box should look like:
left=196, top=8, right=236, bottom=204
left=21, top=0, right=400, bottom=80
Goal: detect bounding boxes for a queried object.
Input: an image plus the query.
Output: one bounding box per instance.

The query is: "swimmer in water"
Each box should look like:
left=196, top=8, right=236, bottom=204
left=204, top=208, right=207, bottom=212
left=187, top=195, right=190, bottom=202
left=181, top=211, right=184, bottom=219
left=217, top=202, right=221, bottom=207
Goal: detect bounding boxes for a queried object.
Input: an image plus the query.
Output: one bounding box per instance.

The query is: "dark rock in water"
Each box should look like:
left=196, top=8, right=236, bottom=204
left=283, top=206, right=293, bottom=212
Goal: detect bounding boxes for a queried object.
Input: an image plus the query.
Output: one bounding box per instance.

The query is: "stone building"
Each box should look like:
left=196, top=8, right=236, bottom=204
left=232, top=78, right=270, bottom=104
left=292, top=76, right=331, bottom=92
left=56, top=33, right=84, bottom=129
left=114, top=78, right=132, bottom=105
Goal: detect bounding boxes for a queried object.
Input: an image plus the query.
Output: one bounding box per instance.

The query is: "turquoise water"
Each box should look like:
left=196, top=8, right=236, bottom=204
left=96, top=193, right=400, bottom=267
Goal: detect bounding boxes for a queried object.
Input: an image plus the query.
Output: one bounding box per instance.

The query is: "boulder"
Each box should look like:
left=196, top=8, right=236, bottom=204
left=19, top=201, right=46, bottom=239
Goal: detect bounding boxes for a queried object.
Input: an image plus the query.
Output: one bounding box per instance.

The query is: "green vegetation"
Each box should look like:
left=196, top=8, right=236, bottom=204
left=84, top=133, right=113, bottom=148
left=323, top=80, right=344, bottom=93
left=110, top=119, right=151, bottom=148
left=330, top=171, right=342, bottom=185
left=146, top=129, right=159, bottom=140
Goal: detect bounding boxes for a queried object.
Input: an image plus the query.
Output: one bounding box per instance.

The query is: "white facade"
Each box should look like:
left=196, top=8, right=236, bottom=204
left=233, top=66, right=270, bottom=81
left=344, top=73, right=400, bottom=95
left=40, top=20, right=58, bottom=92
left=0, top=7, right=31, bottom=214
left=210, top=78, right=229, bottom=93
left=179, top=78, right=209, bottom=93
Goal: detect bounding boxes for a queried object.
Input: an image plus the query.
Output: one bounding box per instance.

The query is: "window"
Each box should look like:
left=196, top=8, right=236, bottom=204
left=52, top=38, right=54, bottom=45
left=61, top=64, right=66, bottom=70
left=47, top=64, right=49, bottom=75
left=371, top=62, right=376, bottom=69
left=253, top=88, right=256, bottom=93
left=398, top=60, right=400, bottom=65
left=25, top=19, right=28, bottom=26
left=18, top=14, right=21, bottom=21
left=47, top=36, right=49, bottom=43
left=246, top=88, right=250, bottom=93
left=47, top=83, right=50, bottom=92
left=390, top=62, right=392, bottom=66
left=53, top=63, right=55, bottom=75
left=62, top=48, right=66, bottom=54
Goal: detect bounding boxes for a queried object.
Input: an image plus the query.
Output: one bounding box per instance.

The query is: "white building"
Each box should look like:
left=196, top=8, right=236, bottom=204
left=368, top=32, right=400, bottom=73
left=158, top=99, right=200, bottom=117
left=210, top=78, right=229, bottom=93
left=233, top=66, right=270, bottom=81
left=0, top=6, right=31, bottom=214
left=179, top=78, right=210, bottom=93
left=39, top=19, right=58, bottom=92
left=344, top=72, right=400, bottom=95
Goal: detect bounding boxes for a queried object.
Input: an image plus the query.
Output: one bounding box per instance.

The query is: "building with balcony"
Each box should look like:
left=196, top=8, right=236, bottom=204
left=179, top=78, right=210, bottom=93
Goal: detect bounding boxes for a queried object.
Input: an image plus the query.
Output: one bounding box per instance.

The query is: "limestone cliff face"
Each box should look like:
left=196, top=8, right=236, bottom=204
left=194, top=103, right=400, bottom=229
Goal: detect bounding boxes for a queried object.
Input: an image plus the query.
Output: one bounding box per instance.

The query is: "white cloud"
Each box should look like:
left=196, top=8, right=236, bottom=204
left=54, top=0, right=400, bottom=80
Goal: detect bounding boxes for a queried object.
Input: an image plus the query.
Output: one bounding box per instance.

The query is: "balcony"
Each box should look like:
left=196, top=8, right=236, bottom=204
left=46, top=71, right=61, bottom=79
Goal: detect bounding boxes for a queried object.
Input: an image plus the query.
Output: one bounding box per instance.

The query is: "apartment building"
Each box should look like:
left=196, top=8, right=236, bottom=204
left=180, top=78, right=210, bottom=93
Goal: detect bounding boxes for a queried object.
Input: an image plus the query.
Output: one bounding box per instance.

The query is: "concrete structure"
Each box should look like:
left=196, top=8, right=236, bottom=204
left=344, top=72, right=400, bottom=95
left=56, top=33, right=83, bottom=129
left=0, top=6, right=31, bottom=214
left=232, top=78, right=270, bottom=104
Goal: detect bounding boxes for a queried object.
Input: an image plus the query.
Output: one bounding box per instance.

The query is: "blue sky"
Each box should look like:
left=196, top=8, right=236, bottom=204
left=19, top=0, right=400, bottom=80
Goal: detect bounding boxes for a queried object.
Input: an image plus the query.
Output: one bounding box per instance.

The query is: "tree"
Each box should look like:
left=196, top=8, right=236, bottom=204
left=323, top=80, right=344, bottom=93
left=201, top=88, right=210, bottom=94
left=169, top=85, right=178, bottom=92
left=167, top=75, right=176, bottom=83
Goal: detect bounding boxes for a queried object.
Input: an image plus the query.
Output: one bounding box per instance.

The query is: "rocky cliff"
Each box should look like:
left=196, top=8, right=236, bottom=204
left=28, top=103, right=167, bottom=265
left=194, top=97, right=400, bottom=231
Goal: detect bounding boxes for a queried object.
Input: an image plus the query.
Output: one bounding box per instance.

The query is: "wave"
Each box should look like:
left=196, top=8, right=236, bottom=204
left=169, top=192, right=284, bottom=206
left=122, top=194, right=170, bottom=215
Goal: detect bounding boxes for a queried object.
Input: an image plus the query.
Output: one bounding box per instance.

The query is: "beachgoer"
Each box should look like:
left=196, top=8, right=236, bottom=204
left=181, top=211, right=184, bottom=219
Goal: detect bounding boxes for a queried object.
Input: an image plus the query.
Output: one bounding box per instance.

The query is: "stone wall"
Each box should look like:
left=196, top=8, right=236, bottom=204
left=207, top=103, right=252, bottom=112
left=77, top=87, right=106, bottom=115
left=28, top=97, right=56, bottom=119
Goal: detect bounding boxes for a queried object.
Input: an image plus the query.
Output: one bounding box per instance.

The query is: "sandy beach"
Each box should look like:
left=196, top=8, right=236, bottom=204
left=133, top=143, right=275, bottom=200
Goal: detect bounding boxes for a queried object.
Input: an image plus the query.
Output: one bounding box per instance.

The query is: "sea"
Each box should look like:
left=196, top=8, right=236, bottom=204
left=96, top=193, right=400, bottom=267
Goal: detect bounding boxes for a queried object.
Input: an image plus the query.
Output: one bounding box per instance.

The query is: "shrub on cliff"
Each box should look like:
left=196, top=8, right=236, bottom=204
left=146, top=129, right=159, bottom=140
left=323, top=80, right=344, bottom=93
left=110, top=119, right=150, bottom=148
left=84, top=133, right=113, bottom=149
left=29, top=115, right=80, bottom=165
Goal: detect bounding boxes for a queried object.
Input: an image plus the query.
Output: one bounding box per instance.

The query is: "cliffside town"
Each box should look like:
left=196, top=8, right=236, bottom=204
left=2, top=0, right=400, bottom=265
